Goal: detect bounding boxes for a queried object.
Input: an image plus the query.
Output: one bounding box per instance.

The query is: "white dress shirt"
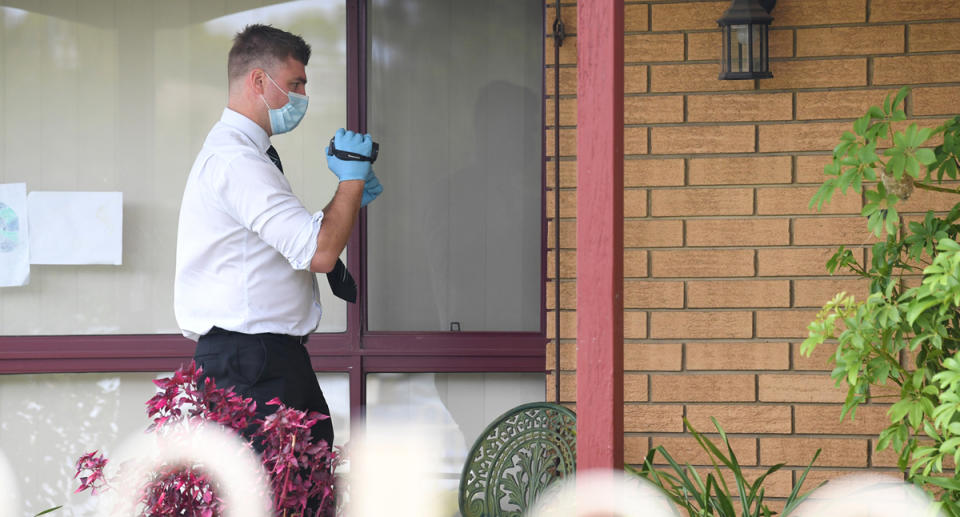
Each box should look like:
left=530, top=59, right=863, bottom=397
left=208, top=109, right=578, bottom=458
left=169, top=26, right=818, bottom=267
left=174, top=108, right=323, bottom=341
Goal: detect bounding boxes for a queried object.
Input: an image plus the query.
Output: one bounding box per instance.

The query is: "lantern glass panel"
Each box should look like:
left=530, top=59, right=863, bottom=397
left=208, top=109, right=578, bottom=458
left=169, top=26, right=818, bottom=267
left=732, top=24, right=748, bottom=72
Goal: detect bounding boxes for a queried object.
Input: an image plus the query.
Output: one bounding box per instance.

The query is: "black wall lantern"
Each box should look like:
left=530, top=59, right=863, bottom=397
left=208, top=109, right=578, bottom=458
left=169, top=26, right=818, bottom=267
left=718, top=0, right=776, bottom=80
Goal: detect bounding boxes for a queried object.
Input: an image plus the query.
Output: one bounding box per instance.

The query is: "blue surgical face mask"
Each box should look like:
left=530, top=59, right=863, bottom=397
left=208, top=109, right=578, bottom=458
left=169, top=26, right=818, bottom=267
left=260, top=72, right=308, bottom=135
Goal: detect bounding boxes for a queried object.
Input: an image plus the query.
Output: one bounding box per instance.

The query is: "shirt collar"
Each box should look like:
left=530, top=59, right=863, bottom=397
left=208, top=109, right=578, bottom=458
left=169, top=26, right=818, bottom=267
left=220, top=108, right=271, bottom=154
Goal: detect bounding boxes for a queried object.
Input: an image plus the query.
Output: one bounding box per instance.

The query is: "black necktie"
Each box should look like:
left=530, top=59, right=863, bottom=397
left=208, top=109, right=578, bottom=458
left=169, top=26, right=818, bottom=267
left=267, top=145, right=357, bottom=303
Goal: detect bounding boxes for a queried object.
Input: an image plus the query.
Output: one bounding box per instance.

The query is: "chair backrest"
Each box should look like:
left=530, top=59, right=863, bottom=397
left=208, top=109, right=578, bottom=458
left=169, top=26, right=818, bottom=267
left=458, top=402, right=577, bottom=517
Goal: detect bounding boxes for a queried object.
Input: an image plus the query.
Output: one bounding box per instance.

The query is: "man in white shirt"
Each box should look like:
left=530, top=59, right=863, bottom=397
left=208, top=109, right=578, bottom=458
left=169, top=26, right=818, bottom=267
left=174, top=24, right=381, bottom=449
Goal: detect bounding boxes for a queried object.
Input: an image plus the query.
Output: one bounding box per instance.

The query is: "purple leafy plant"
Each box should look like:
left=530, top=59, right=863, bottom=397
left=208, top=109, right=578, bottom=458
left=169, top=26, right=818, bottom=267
left=74, top=361, right=340, bottom=517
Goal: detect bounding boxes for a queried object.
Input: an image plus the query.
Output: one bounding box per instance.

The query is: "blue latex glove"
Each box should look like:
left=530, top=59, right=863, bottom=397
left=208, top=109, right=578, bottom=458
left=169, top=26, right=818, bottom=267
left=361, top=170, right=383, bottom=207
left=325, top=128, right=373, bottom=182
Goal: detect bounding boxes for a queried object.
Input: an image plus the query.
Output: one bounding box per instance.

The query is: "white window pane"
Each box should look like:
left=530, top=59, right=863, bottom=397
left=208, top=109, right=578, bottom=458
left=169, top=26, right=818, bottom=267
left=0, top=1, right=346, bottom=334
left=366, top=0, right=543, bottom=332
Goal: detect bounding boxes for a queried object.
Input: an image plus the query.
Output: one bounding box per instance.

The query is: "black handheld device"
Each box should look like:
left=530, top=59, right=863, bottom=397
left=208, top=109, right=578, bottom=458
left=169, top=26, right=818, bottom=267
left=327, top=138, right=379, bottom=163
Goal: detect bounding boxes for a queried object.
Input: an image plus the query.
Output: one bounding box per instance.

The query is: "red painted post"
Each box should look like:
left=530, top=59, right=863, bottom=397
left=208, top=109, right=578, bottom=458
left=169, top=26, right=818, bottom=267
left=576, top=0, right=625, bottom=471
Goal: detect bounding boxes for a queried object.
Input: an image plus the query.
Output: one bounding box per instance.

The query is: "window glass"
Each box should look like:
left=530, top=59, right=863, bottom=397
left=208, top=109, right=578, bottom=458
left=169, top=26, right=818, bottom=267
left=0, top=1, right=347, bottom=335
left=365, top=371, right=545, bottom=511
left=0, top=370, right=349, bottom=515
left=366, top=0, right=543, bottom=332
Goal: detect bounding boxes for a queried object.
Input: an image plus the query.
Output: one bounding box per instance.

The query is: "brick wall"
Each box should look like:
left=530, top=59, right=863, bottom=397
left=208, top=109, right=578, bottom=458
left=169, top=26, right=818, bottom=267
left=544, top=0, right=960, bottom=501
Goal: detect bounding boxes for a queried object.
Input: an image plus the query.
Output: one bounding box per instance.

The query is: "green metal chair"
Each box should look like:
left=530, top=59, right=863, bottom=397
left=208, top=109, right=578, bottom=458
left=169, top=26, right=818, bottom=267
left=458, top=402, right=577, bottom=517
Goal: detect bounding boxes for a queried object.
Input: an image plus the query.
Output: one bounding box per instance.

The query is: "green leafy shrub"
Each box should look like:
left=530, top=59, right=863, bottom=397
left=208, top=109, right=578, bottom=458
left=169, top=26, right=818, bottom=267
left=804, top=86, right=960, bottom=514
left=629, top=418, right=819, bottom=517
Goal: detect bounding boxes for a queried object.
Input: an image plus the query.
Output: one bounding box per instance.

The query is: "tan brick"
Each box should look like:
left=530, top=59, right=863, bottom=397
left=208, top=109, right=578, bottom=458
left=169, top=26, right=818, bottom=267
left=794, top=217, right=881, bottom=245
left=625, top=127, right=649, bottom=155
left=650, top=249, right=755, bottom=278
left=625, top=310, right=648, bottom=339
left=871, top=0, right=960, bottom=22
left=544, top=279, right=574, bottom=310
left=624, top=280, right=684, bottom=309
left=870, top=441, right=901, bottom=467
left=687, top=93, right=793, bottom=122
left=547, top=35, right=577, bottom=65
left=651, top=63, right=755, bottom=93
left=626, top=33, right=684, bottom=63
left=796, top=90, right=891, bottom=121
left=625, top=373, right=650, bottom=402
left=546, top=219, right=575, bottom=249
left=545, top=341, right=575, bottom=371
left=625, top=404, right=684, bottom=432
left=545, top=249, right=577, bottom=278
left=625, top=342, right=683, bottom=371
left=624, top=95, right=684, bottom=124
left=545, top=371, right=576, bottom=402
left=624, top=436, right=650, bottom=464
left=689, top=156, right=792, bottom=185
left=759, top=122, right=853, bottom=153
left=758, top=186, right=862, bottom=215
left=651, top=373, right=756, bottom=402
left=624, top=249, right=648, bottom=278
left=650, top=311, right=753, bottom=339
left=546, top=309, right=576, bottom=339
left=652, top=436, right=757, bottom=466
left=874, top=55, right=960, bottom=85
left=756, top=309, right=821, bottom=339
left=759, top=59, right=867, bottom=90
left=686, top=342, right=791, bottom=370
left=687, top=219, right=790, bottom=247
left=626, top=158, right=685, bottom=187
left=898, top=184, right=960, bottom=213
left=545, top=189, right=578, bottom=218
left=795, top=278, right=871, bottom=307
left=910, top=22, right=960, bottom=52
left=625, top=66, right=648, bottom=94
left=795, top=404, right=892, bottom=435
left=759, top=373, right=846, bottom=403
left=545, top=160, right=575, bottom=188
left=796, top=26, right=904, bottom=57
left=551, top=159, right=686, bottom=188
left=625, top=220, right=684, bottom=247
left=651, top=125, right=755, bottom=155
left=761, top=437, right=867, bottom=467
left=548, top=371, right=648, bottom=403
left=552, top=249, right=649, bottom=279
left=687, top=30, right=794, bottom=61
left=913, top=86, right=960, bottom=116
left=545, top=66, right=577, bottom=96
left=797, top=154, right=835, bottom=184
left=547, top=128, right=648, bottom=156
left=545, top=4, right=649, bottom=35
left=545, top=97, right=575, bottom=127
left=793, top=342, right=837, bottom=371
left=773, top=0, right=866, bottom=26
left=626, top=189, right=648, bottom=217
left=757, top=247, right=865, bottom=276
left=688, top=280, right=791, bottom=308
left=651, top=1, right=728, bottom=31
left=544, top=128, right=576, bottom=157
left=651, top=188, right=754, bottom=217
left=686, top=404, right=792, bottom=433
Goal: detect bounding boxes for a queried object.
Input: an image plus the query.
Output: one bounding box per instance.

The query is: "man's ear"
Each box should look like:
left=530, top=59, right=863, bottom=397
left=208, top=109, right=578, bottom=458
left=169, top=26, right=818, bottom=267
left=247, top=68, right=266, bottom=96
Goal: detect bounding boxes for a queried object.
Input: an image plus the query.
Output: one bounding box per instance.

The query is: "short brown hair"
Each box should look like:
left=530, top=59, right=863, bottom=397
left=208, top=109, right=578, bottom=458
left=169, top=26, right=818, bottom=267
left=228, top=24, right=311, bottom=84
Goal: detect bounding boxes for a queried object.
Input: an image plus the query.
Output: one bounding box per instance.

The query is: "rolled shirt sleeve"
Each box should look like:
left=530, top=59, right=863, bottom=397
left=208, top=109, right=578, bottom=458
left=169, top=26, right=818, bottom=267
left=212, top=151, right=323, bottom=271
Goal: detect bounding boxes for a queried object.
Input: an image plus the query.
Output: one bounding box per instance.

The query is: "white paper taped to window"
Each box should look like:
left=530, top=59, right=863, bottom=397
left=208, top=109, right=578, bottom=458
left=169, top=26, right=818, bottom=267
left=28, top=191, right=122, bottom=265
left=0, top=183, right=30, bottom=286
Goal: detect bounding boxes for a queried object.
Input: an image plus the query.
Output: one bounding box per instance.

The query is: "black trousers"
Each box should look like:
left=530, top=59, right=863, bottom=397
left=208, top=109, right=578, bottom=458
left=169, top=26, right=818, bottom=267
left=194, top=328, right=335, bottom=449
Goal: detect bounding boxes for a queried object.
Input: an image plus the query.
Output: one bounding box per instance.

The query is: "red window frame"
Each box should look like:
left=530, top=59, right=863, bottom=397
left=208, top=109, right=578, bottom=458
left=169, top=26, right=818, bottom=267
left=0, top=0, right=548, bottom=420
